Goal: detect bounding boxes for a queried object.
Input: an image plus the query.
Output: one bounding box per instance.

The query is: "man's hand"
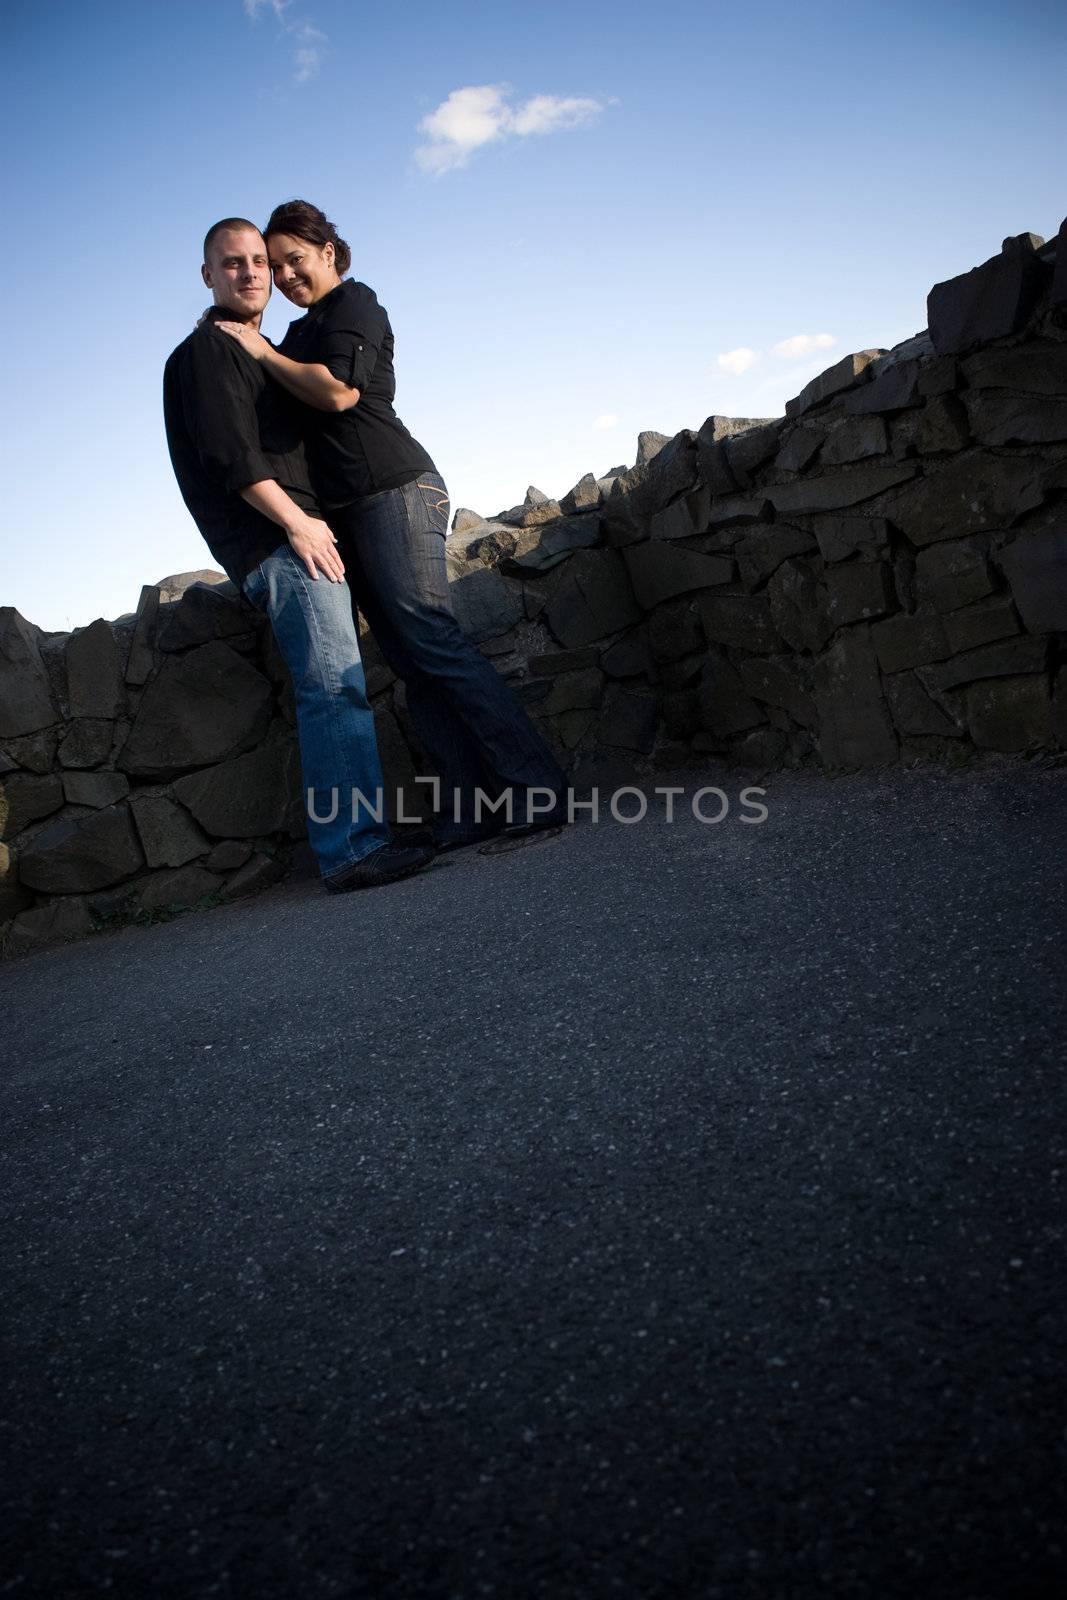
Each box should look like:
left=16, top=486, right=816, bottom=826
left=214, top=321, right=271, bottom=360
left=288, top=515, right=345, bottom=582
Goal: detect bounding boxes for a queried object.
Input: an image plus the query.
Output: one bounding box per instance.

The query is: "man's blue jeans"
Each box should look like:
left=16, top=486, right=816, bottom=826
left=327, top=471, right=566, bottom=845
left=240, top=545, right=393, bottom=879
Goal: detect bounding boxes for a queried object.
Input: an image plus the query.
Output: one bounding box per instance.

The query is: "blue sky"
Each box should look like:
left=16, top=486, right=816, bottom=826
left=4, top=0, right=1065, bottom=631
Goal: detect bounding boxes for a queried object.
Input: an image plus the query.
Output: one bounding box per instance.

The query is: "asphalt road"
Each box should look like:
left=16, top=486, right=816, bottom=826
left=3, top=758, right=1066, bottom=1600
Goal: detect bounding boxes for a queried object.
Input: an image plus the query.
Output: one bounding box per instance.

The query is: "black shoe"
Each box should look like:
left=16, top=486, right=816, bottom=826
left=323, top=841, right=434, bottom=893
left=504, top=800, right=570, bottom=838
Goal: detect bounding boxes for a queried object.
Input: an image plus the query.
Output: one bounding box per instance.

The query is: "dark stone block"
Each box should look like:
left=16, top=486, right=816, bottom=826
left=540, top=668, right=603, bottom=717
left=19, top=802, right=144, bottom=893
left=943, top=597, right=1021, bottom=655
left=543, top=550, right=641, bottom=648
left=821, top=417, right=889, bottom=465
left=843, top=359, right=921, bottom=415
left=622, top=544, right=733, bottom=610
left=824, top=562, right=896, bottom=630
left=812, top=625, right=898, bottom=768
left=698, top=593, right=783, bottom=654
left=599, top=492, right=648, bottom=549
left=884, top=670, right=961, bottom=737
left=156, top=583, right=256, bottom=652
left=705, top=494, right=770, bottom=527
left=963, top=390, right=1067, bottom=446
left=66, top=620, right=123, bottom=718
left=785, top=351, right=886, bottom=418
left=0, top=772, right=64, bottom=840
left=921, top=634, right=1047, bottom=692
left=0, top=608, right=57, bottom=739
left=116, top=642, right=273, bottom=780
left=871, top=612, right=953, bottom=673
left=963, top=673, right=1052, bottom=751
left=918, top=357, right=957, bottom=397
left=60, top=771, right=130, bottom=809
left=738, top=656, right=816, bottom=727
left=1051, top=216, right=1067, bottom=318
left=806, top=515, right=891, bottom=564
left=886, top=452, right=1045, bottom=546
left=927, top=242, right=1048, bottom=355
left=1, top=728, right=59, bottom=775
left=913, top=537, right=993, bottom=612
left=996, top=525, right=1067, bottom=632
left=915, top=395, right=970, bottom=454
left=600, top=632, right=653, bottom=680
left=774, top=427, right=825, bottom=474
left=961, top=340, right=1067, bottom=396
left=505, top=514, right=603, bottom=573
left=766, top=559, right=833, bottom=654
left=697, top=653, right=765, bottom=737
left=449, top=568, right=526, bottom=642
left=58, top=718, right=114, bottom=770
left=765, top=462, right=917, bottom=517
left=218, top=852, right=286, bottom=903
left=735, top=524, right=818, bottom=590
left=171, top=741, right=292, bottom=838
left=723, top=423, right=783, bottom=487
left=648, top=599, right=704, bottom=663
left=663, top=688, right=701, bottom=739
left=648, top=499, right=700, bottom=542
left=633, top=433, right=699, bottom=515
left=595, top=684, right=661, bottom=754
left=528, top=648, right=599, bottom=677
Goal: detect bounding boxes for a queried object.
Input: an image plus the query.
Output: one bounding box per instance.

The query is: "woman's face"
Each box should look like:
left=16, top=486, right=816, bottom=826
left=267, top=232, right=339, bottom=308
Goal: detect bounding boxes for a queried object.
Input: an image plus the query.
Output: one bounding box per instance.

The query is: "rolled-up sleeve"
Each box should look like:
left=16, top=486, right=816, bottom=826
left=181, top=333, right=275, bottom=491
left=315, top=286, right=386, bottom=390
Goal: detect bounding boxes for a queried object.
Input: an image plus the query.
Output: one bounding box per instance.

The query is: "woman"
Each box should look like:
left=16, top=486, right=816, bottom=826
left=214, top=198, right=566, bottom=850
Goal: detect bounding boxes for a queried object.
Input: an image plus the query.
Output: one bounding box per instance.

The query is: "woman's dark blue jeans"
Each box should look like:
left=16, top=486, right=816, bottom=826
left=326, top=471, right=566, bottom=845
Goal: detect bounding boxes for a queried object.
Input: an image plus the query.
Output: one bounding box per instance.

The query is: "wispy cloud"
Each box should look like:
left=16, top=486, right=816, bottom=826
left=593, top=413, right=619, bottom=430
left=415, top=84, right=606, bottom=174
left=770, top=332, right=837, bottom=360
left=717, top=347, right=762, bottom=377
left=717, top=333, right=838, bottom=379
left=243, top=0, right=327, bottom=84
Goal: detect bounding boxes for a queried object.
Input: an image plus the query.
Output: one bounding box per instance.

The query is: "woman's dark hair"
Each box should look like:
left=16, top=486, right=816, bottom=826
left=263, top=199, right=351, bottom=275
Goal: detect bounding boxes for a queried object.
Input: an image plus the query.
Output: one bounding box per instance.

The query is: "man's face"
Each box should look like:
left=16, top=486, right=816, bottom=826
left=201, top=227, right=271, bottom=318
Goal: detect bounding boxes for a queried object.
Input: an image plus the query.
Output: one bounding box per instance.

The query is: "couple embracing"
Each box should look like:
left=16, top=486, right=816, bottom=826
left=164, top=200, right=567, bottom=893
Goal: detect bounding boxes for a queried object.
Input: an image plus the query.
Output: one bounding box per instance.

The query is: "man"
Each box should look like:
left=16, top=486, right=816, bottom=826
left=163, top=219, right=432, bottom=892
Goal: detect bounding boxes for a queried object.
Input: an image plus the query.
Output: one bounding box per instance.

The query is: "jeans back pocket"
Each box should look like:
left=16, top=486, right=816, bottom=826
left=414, top=477, right=450, bottom=536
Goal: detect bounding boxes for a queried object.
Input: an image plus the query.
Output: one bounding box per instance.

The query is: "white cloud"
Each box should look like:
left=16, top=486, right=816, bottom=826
left=511, top=94, right=603, bottom=136
left=416, top=86, right=512, bottom=173
left=716, top=347, right=762, bottom=377
left=770, top=332, right=836, bottom=360
left=243, top=1, right=325, bottom=84
left=593, top=414, right=619, bottom=430
left=416, top=84, right=606, bottom=174
left=294, top=45, right=322, bottom=83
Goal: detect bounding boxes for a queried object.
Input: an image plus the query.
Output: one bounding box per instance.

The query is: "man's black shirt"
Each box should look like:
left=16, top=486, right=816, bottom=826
left=163, top=307, right=319, bottom=584
left=279, top=278, right=436, bottom=506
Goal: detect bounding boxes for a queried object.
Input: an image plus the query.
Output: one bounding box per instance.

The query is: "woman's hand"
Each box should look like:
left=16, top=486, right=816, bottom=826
left=214, top=321, right=271, bottom=361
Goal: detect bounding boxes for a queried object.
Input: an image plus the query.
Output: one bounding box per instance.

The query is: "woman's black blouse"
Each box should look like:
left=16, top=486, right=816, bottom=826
left=279, top=278, right=435, bottom=506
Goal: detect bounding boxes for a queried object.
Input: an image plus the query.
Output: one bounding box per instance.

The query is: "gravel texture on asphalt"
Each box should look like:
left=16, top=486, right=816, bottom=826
left=3, top=758, right=1066, bottom=1600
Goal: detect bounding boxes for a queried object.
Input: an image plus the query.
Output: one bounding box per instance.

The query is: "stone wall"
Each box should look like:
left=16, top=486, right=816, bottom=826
left=2, top=223, right=1065, bottom=955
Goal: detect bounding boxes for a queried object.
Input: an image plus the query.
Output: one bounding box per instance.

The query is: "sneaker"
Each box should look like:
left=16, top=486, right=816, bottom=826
left=322, top=841, right=434, bottom=893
